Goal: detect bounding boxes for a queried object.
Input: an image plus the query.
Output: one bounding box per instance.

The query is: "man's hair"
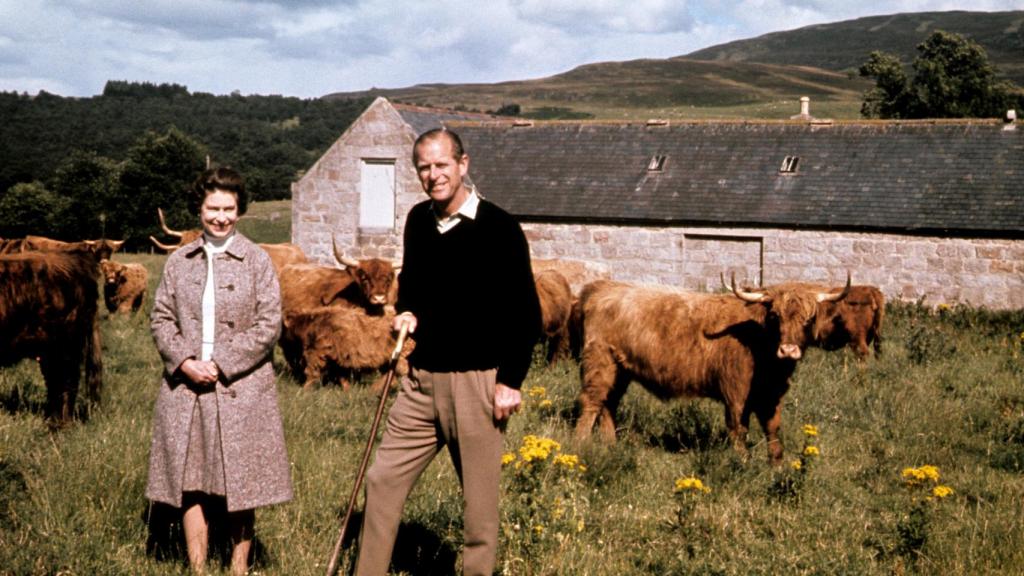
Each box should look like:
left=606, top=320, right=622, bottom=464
left=412, top=128, right=465, bottom=164
left=187, top=166, right=249, bottom=216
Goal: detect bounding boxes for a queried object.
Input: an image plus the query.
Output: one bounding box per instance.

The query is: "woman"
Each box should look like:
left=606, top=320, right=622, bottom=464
left=146, top=166, right=292, bottom=575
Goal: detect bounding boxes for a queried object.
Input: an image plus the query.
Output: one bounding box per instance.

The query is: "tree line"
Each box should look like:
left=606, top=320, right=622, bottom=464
left=0, top=82, right=370, bottom=249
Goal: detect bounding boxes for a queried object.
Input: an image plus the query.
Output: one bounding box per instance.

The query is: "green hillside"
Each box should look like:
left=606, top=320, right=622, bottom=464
left=327, top=10, right=1023, bottom=121
left=331, top=59, right=868, bottom=120
left=686, top=10, right=1024, bottom=84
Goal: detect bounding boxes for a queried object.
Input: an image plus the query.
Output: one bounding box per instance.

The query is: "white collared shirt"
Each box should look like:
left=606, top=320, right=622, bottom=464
left=200, top=233, right=235, bottom=360
left=434, top=186, right=480, bottom=234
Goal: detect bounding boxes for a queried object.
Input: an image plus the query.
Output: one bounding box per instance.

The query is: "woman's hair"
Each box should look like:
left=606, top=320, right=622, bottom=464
left=187, top=166, right=248, bottom=216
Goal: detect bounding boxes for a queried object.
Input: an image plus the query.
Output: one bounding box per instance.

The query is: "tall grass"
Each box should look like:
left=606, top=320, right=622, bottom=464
left=0, top=260, right=1021, bottom=574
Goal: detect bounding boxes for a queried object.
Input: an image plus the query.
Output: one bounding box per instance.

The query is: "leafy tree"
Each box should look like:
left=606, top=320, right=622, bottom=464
left=0, top=182, right=69, bottom=238
left=115, top=127, right=207, bottom=250
left=860, top=30, right=1024, bottom=119
left=50, top=151, right=121, bottom=240
left=859, top=51, right=913, bottom=119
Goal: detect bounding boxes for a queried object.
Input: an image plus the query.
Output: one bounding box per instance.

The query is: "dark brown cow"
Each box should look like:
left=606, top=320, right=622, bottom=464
left=575, top=276, right=850, bottom=464
left=813, top=285, right=885, bottom=358
left=535, top=269, right=573, bottom=365
left=0, top=251, right=103, bottom=425
left=282, top=306, right=414, bottom=390
left=99, top=259, right=149, bottom=314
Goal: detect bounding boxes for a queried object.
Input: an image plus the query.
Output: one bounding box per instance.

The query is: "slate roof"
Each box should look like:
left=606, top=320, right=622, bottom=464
left=393, top=103, right=498, bottom=138
left=448, top=119, right=1024, bottom=239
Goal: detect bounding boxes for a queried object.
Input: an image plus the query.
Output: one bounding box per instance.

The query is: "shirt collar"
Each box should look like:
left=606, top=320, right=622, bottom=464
left=434, top=185, right=480, bottom=234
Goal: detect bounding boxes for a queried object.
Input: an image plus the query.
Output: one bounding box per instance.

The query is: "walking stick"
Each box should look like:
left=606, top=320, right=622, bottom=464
left=325, top=322, right=410, bottom=576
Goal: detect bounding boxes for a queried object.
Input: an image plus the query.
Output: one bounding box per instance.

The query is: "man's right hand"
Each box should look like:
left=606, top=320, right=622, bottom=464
left=393, top=311, right=417, bottom=334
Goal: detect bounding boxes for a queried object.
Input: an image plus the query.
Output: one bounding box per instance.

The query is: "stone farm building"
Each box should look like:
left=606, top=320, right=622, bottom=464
left=291, top=97, right=1024, bottom=309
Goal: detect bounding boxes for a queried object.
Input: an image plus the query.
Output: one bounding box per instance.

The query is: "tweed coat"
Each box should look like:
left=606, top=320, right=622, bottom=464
left=146, top=233, right=293, bottom=512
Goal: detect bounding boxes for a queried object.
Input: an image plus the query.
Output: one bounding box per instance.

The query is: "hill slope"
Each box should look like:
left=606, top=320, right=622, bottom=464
left=326, top=10, right=1023, bottom=120
left=330, top=59, right=867, bottom=120
left=686, top=10, right=1024, bottom=84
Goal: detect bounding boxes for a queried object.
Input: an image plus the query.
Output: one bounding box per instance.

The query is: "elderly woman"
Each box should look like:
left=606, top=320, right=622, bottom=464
left=146, top=166, right=292, bottom=575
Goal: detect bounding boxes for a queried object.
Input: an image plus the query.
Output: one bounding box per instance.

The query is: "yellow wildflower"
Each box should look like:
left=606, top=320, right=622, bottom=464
left=791, top=459, right=802, bottom=471
left=501, top=453, right=516, bottom=466
left=576, top=519, right=586, bottom=532
left=801, top=424, right=819, bottom=437
left=674, top=476, right=711, bottom=494
left=803, top=445, right=820, bottom=457
left=539, top=399, right=553, bottom=408
left=533, top=524, right=544, bottom=535
left=902, top=465, right=941, bottom=487
left=527, top=386, right=547, bottom=399
left=918, top=465, right=940, bottom=482
left=931, top=485, right=955, bottom=500
left=554, top=454, right=580, bottom=469
left=518, top=435, right=561, bottom=462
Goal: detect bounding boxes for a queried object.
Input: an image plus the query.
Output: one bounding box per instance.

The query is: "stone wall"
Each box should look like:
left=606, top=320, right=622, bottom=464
left=523, top=222, right=1024, bottom=310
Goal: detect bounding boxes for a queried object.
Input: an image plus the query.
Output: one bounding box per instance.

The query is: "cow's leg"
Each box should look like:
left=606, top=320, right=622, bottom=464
left=753, top=399, right=785, bottom=465
left=302, top=353, right=324, bottom=390
left=596, top=371, right=630, bottom=441
left=40, top=356, right=77, bottom=426
left=547, top=325, right=570, bottom=365
left=575, top=342, right=618, bottom=441
left=722, top=393, right=751, bottom=460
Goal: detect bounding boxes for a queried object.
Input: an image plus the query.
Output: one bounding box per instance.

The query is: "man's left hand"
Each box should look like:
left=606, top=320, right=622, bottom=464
left=494, top=383, right=522, bottom=422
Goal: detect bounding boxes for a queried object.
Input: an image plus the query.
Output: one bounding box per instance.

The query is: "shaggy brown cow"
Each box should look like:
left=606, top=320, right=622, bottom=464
left=532, top=258, right=610, bottom=294
left=260, top=242, right=308, bottom=274
left=575, top=276, right=850, bottom=464
left=283, top=306, right=414, bottom=390
left=3, top=235, right=124, bottom=266
left=148, top=208, right=202, bottom=252
left=813, top=285, right=885, bottom=358
left=535, top=269, right=573, bottom=365
left=279, top=241, right=399, bottom=316
left=278, top=240, right=401, bottom=381
left=0, top=251, right=103, bottom=425
left=99, top=259, right=149, bottom=314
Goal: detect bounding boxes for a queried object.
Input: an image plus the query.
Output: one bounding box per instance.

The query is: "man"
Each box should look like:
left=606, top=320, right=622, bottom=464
left=354, top=128, right=542, bottom=575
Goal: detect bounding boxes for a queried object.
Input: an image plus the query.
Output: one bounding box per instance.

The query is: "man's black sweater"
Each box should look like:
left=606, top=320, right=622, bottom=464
left=396, top=198, right=542, bottom=389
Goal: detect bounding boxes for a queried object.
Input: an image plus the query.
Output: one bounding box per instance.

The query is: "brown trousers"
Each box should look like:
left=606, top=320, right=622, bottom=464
left=355, top=367, right=503, bottom=576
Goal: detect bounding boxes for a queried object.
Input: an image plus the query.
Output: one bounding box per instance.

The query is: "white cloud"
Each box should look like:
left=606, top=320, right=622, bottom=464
left=1, top=1, right=1023, bottom=98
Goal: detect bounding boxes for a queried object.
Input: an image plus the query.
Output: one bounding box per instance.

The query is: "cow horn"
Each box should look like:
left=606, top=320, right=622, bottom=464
left=157, top=208, right=184, bottom=238
left=149, top=236, right=179, bottom=252
left=730, top=272, right=768, bottom=303
left=332, top=237, right=360, bottom=268
left=817, top=272, right=852, bottom=303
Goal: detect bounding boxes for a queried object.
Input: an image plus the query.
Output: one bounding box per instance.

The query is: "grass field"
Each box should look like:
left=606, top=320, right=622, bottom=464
left=0, top=252, right=1022, bottom=575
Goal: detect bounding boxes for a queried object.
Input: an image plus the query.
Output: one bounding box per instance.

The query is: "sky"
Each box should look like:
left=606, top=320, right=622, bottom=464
left=1, top=1, right=1021, bottom=99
